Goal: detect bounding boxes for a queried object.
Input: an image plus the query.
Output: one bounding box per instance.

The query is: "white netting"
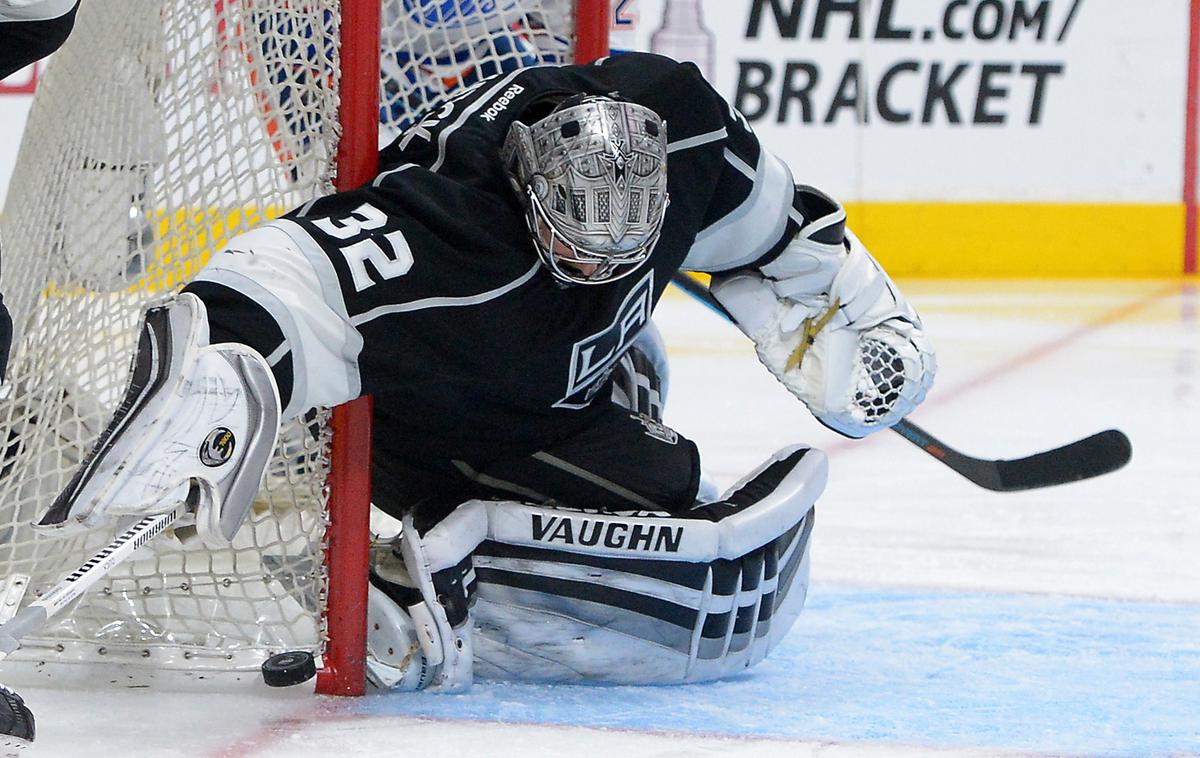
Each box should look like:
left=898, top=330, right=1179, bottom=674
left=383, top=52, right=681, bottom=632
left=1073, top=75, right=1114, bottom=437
left=380, top=0, right=573, bottom=138
left=0, top=0, right=581, bottom=683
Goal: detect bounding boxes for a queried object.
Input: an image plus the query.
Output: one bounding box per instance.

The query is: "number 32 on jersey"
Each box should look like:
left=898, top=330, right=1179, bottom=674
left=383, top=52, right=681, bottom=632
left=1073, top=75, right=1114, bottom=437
left=312, top=202, right=413, bottom=292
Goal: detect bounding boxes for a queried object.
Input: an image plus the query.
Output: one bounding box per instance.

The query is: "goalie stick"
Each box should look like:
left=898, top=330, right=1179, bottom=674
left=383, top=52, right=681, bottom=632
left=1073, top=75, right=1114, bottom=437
left=670, top=272, right=1132, bottom=492
left=0, top=505, right=184, bottom=753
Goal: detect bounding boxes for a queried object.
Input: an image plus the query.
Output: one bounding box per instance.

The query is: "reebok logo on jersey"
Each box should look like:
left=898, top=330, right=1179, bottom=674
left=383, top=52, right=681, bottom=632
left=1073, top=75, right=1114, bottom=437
left=531, top=513, right=683, bottom=554
left=480, top=83, right=526, bottom=122
left=555, top=270, right=654, bottom=409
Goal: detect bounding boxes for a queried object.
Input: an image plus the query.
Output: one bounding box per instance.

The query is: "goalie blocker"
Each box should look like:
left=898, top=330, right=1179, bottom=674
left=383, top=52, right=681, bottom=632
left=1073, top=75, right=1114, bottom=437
left=34, top=294, right=281, bottom=548
left=367, top=444, right=825, bottom=689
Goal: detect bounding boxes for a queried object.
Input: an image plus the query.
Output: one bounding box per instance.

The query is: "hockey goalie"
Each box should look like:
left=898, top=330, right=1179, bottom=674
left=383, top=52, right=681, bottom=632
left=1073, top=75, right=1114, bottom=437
left=38, top=53, right=935, bottom=690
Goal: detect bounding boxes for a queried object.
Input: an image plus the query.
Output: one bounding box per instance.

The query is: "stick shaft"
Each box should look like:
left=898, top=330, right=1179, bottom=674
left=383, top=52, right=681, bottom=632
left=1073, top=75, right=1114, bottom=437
left=0, top=509, right=181, bottom=659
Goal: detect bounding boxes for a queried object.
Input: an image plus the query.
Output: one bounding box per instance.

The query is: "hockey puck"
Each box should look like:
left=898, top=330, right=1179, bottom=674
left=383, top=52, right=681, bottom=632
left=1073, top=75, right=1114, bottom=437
left=261, top=651, right=317, bottom=687
left=0, top=685, right=34, bottom=751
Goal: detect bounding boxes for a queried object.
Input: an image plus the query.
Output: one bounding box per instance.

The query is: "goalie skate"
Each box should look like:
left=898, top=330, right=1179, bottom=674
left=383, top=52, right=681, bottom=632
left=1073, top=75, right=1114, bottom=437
left=0, top=685, right=33, bottom=755
left=365, top=512, right=483, bottom=692
left=34, top=294, right=281, bottom=548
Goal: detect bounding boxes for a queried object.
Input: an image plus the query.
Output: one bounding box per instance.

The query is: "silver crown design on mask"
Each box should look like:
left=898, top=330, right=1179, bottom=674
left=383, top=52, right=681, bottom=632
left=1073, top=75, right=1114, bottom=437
left=502, top=95, right=669, bottom=285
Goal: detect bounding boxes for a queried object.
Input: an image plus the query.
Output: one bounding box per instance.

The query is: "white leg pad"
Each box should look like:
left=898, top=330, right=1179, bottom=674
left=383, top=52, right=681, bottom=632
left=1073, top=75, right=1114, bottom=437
left=366, top=449, right=822, bottom=688
left=471, top=446, right=825, bottom=684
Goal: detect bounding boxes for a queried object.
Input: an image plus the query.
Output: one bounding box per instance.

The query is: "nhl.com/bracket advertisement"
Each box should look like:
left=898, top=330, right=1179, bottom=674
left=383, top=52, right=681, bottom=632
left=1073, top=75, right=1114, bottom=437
left=732, top=0, right=1076, bottom=128
left=621, top=0, right=1199, bottom=277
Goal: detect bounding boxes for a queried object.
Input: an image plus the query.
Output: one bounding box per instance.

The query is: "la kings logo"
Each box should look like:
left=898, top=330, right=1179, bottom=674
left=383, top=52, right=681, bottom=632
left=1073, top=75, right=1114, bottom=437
left=555, top=270, right=654, bottom=409
left=531, top=513, right=683, bottom=554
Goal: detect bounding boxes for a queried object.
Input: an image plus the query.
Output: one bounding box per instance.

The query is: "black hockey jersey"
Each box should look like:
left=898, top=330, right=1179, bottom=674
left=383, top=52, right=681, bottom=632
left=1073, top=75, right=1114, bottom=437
left=280, top=53, right=802, bottom=466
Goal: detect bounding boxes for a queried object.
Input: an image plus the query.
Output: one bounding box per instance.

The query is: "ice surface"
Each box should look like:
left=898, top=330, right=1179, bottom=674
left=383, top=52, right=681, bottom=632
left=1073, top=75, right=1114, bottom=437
left=371, top=588, right=1200, bottom=757
left=5, top=279, right=1198, bottom=757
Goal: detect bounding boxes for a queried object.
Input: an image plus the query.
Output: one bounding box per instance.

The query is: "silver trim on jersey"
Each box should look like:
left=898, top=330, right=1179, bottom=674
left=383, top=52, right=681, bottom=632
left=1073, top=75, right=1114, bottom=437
left=273, top=219, right=358, bottom=335
left=722, top=148, right=756, bottom=181
left=294, top=197, right=321, bottom=217
left=530, top=452, right=664, bottom=511
left=371, top=162, right=416, bottom=188
left=351, top=261, right=542, bottom=325
left=667, top=127, right=727, bottom=154
left=370, top=68, right=535, bottom=186
left=264, top=342, right=290, bottom=366
left=192, top=266, right=320, bottom=420
left=452, top=460, right=551, bottom=504
left=680, top=147, right=794, bottom=273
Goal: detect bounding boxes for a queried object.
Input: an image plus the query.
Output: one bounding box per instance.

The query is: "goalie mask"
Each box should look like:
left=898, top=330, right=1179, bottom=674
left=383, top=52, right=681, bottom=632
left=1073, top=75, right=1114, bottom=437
left=502, top=95, right=669, bottom=285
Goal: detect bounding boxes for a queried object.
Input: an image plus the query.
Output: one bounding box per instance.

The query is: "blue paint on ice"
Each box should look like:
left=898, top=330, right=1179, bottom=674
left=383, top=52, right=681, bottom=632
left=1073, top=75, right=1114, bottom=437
left=365, top=585, right=1200, bottom=757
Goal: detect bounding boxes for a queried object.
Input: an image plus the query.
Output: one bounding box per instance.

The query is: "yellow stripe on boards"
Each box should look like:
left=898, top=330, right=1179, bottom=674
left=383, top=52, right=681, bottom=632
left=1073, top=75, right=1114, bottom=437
left=43, top=205, right=287, bottom=298
left=137, top=205, right=286, bottom=293
left=42, top=202, right=1186, bottom=301
left=844, top=203, right=1185, bottom=277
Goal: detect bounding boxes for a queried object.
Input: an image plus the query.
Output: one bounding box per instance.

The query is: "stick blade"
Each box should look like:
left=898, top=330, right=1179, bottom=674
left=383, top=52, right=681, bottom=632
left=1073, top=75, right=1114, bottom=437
left=994, top=429, right=1132, bottom=492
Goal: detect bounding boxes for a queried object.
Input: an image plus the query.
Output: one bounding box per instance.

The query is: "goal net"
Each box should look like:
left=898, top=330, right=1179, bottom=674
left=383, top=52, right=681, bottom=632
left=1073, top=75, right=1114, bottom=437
left=0, top=0, right=603, bottom=694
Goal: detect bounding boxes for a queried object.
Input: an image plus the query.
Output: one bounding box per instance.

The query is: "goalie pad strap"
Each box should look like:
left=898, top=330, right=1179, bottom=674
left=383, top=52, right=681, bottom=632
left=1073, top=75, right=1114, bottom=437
left=379, top=510, right=488, bottom=692
left=679, top=148, right=796, bottom=273
left=418, top=500, right=489, bottom=573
